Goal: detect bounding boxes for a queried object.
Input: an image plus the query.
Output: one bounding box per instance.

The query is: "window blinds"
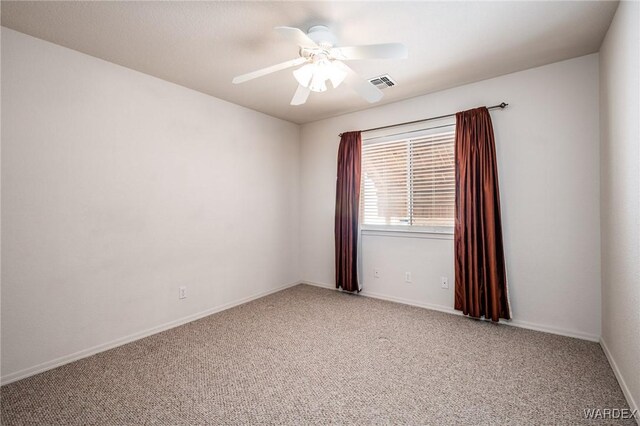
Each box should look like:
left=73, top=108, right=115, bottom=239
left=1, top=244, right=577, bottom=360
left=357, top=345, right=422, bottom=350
left=361, top=130, right=455, bottom=229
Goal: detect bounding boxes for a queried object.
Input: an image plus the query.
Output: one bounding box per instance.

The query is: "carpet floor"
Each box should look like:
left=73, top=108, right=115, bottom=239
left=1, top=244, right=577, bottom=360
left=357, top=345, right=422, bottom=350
left=0, top=284, right=632, bottom=425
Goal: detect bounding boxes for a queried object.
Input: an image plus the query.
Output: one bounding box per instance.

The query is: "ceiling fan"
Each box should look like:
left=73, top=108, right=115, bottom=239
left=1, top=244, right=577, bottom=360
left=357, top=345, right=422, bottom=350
left=232, top=25, right=408, bottom=106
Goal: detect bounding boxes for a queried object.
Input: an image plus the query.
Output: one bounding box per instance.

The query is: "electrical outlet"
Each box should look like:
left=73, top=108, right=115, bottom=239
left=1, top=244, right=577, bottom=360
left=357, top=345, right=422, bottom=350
left=405, top=272, right=412, bottom=283
left=179, top=286, right=187, bottom=299
left=374, top=269, right=380, bottom=279
left=441, top=277, right=449, bottom=289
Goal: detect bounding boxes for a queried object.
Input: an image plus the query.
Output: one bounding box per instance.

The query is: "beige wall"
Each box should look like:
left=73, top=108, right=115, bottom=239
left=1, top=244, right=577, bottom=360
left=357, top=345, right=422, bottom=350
left=1, top=28, right=301, bottom=382
left=599, top=0, right=640, bottom=414
left=300, top=54, right=602, bottom=341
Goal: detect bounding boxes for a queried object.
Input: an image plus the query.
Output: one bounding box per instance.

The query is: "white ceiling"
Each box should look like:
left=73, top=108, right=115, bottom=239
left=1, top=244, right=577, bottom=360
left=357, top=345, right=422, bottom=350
left=1, top=1, right=617, bottom=124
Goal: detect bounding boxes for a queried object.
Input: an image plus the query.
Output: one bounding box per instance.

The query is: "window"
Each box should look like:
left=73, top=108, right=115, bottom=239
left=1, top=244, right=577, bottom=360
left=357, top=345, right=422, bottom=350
left=361, top=129, right=455, bottom=233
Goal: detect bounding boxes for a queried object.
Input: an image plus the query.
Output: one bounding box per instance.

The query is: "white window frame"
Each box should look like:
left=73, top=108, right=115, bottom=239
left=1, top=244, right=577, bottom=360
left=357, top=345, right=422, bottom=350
left=360, top=122, right=456, bottom=238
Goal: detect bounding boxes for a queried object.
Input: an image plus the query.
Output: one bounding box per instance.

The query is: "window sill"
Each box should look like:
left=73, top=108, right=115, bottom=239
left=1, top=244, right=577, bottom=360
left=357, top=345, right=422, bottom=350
left=361, top=227, right=454, bottom=240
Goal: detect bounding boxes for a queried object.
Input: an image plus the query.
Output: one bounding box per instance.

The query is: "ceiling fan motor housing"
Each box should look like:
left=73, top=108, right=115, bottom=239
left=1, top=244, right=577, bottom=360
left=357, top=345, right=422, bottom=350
left=307, top=25, right=337, bottom=47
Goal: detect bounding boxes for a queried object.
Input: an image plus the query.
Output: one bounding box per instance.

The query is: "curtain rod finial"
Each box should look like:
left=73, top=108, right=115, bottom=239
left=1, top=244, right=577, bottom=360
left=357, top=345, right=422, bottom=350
left=499, top=102, right=508, bottom=108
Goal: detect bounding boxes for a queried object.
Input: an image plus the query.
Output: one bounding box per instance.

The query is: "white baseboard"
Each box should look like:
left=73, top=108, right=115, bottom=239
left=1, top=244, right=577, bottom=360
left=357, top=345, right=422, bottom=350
left=302, top=280, right=600, bottom=342
left=600, top=337, right=639, bottom=423
left=506, top=318, right=600, bottom=342
left=304, top=281, right=336, bottom=290
left=1, top=280, right=302, bottom=386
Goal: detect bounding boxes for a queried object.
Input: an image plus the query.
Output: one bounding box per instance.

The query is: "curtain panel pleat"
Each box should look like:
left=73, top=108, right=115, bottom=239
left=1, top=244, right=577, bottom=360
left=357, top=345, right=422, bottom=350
left=454, top=107, right=511, bottom=321
left=335, top=131, right=362, bottom=292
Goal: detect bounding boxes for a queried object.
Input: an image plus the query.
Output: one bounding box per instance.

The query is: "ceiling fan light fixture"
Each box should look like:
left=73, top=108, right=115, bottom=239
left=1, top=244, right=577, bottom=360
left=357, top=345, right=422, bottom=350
left=293, top=63, right=314, bottom=87
left=295, top=59, right=347, bottom=92
left=309, top=71, right=327, bottom=92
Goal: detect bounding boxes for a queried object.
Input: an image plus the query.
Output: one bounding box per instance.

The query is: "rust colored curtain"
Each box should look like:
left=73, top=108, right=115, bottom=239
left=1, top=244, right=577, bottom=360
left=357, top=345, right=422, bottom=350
left=454, top=107, right=511, bottom=321
left=335, top=131, right=362, bottom=292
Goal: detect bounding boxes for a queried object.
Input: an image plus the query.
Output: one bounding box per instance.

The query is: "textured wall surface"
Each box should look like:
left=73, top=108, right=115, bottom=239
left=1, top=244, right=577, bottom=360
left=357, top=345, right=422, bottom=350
left=599, top=0, right=640, bottom=413
left=1, top=28, right=301, bottom=381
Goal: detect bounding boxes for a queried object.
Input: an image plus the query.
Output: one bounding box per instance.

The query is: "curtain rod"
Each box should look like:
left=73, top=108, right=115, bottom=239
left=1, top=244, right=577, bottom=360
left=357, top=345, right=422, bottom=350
left=339, top=102, right=508, bottom=137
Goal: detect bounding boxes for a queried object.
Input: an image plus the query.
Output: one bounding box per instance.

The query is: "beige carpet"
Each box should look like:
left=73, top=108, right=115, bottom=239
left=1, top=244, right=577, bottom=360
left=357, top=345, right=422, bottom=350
left=0, top=284, right=632, bottom=425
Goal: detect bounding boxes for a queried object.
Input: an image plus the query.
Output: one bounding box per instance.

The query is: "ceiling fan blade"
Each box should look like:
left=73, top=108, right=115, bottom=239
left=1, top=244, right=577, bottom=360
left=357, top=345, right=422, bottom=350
left=335, top=62, right=383, bottom=103
left=274, top=26, right=318, bottom=47
left=331, top=43, right=408, bottom=60
left=232, top=57, right=307, bottom=84
left=290, top=85, right=311, bottom=106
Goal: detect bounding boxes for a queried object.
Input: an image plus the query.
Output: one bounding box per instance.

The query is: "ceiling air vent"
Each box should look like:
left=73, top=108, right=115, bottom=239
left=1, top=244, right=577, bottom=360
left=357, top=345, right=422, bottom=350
left=368, top=74, right=397, bottom=90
